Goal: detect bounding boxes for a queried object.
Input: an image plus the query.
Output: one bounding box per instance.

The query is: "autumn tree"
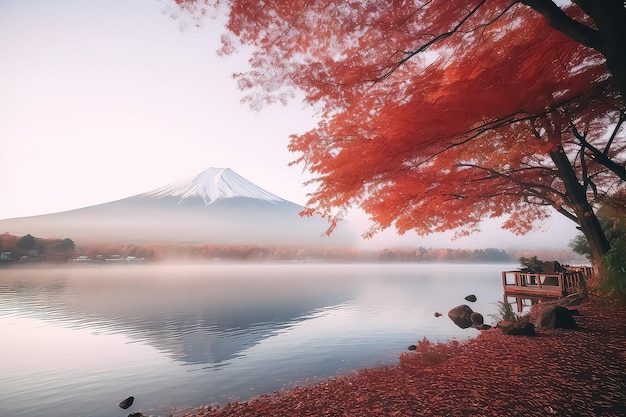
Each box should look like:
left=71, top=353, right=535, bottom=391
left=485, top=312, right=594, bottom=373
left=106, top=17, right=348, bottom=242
left=60, top=238, right=75, bottom=250
left=0, top=233, right=20, bottom=256
left=520, top=0, right=626, bottom=108
left=174, top=1, right=625, bottom=268
left=17, top=234, right=36, bottom=250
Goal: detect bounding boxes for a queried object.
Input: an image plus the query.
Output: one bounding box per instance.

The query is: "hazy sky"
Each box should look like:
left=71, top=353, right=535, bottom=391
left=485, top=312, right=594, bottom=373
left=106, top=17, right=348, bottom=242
left=0, top=0, right=581, bottom=250
left=1, top=0, right=319, bottom=216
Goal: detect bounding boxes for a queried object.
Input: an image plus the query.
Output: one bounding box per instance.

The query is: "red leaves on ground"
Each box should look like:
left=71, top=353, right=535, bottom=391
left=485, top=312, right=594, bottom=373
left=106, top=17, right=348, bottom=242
left=182, top=301, right=626, bottom=416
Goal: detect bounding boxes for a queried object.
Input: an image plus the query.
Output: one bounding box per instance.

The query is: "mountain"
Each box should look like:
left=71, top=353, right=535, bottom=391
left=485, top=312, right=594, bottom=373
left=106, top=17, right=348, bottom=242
left=142, top=167, right=287, bottom=205
left=0, top=168, right=354, bottom=246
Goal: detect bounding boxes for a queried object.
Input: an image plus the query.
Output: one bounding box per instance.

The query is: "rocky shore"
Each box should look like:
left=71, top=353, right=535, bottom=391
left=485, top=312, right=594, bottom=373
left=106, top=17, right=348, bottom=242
left=176, top=300, right=626, bottom=417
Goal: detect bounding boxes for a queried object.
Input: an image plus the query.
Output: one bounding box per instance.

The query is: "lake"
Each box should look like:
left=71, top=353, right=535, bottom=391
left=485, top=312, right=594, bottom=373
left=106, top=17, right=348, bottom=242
left=0, top=262, right=516, bottom=417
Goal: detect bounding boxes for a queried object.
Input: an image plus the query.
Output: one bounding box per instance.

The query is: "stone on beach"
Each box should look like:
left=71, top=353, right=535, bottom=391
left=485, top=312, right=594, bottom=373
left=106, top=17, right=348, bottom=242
left=498, top=320, right=536, bottom=336
left=536, top=305, right=579, bottom=329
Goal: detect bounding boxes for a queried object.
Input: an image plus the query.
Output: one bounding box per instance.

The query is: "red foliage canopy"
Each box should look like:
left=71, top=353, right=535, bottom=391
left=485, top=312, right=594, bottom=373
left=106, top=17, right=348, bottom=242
left=175, top=0, right=624, bottom=241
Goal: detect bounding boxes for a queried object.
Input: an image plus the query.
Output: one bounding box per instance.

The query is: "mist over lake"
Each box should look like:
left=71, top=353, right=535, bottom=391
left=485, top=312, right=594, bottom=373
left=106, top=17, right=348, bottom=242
left=0, top=263, right=516, bottom=417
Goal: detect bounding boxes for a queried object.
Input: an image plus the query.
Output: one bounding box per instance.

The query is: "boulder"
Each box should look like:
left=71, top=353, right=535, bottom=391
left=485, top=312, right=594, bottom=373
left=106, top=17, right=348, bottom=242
left=475, top=324, right=492, bottom=331
left=448, top=304, right=474, bottom=329
left=536, top=305, right=578, bottom=329
left=508, top=322, right=536, bottom=336
left=499, top=321, right=536, bottom=336
left=470, top=312, right=484, bottom=326
left=464, top=294, right=477, bottom=302
left=556, top=293, right=585, bottom=307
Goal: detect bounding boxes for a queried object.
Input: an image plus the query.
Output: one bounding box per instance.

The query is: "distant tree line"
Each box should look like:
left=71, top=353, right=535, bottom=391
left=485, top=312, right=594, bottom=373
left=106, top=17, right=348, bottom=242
left=76, top=242, right=579, bottom=264
left=0, top=233, right=75, bottom=262
left=0, top=232, right=585, bottom=265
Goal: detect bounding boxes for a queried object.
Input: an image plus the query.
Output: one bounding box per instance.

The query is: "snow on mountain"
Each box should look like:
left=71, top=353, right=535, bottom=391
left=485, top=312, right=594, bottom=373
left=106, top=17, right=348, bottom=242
left=142, top=167, right=288, bottom=205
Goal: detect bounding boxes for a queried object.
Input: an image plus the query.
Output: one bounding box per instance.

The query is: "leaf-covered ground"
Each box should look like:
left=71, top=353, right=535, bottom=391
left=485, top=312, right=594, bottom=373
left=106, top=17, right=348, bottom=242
left=181, top=301, right=626, bottom=416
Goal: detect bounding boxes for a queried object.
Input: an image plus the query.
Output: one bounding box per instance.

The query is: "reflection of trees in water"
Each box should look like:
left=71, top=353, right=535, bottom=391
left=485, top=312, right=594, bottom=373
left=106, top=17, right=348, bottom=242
left=3, top=280, right=66, bottom=296
left=1, top=280, right=67, bottom=314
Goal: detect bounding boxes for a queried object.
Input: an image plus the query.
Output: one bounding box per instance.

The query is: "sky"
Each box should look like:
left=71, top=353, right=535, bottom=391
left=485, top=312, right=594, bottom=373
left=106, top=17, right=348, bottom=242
left=0, top=0, right=582, bottom=251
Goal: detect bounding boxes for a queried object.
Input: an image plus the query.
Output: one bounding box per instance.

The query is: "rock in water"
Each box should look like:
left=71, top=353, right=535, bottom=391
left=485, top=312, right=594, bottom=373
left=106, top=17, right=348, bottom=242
left=448, top=305, right=474, bottom=329
left=464, top=294, right=477, bottom=302
left=470, top=312, right=484, bottom=326
left=119, top=396, right=134, bottom=409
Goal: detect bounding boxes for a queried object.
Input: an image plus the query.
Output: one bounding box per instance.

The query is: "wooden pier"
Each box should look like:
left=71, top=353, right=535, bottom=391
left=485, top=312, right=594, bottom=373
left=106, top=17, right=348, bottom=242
left=502, top=266, right=592, bottom=313
left=502, top=266, right=592, bottom=298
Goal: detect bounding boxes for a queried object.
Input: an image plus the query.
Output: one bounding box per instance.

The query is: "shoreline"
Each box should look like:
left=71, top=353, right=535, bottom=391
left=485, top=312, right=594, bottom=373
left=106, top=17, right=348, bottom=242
left=180, top=300, right=626, bottom=416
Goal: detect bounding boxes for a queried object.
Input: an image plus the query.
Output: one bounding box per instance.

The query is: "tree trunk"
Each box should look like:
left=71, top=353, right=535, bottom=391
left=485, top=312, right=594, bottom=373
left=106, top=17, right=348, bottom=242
left=549, top=146, right=611, bottom=267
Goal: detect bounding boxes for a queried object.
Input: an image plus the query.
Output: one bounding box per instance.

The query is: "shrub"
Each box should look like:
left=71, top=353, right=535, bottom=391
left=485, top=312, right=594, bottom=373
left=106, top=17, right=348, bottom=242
left=489, top=300, right=519, bottom=323
left=399, top=337, right=464, bottom=373
left=518, top=256, right=544, bottom=273
left=599, top=236, right=626, bottom=301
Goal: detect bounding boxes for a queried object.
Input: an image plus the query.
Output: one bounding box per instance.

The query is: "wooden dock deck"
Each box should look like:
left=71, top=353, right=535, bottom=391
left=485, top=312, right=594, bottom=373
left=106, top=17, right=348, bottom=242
left=502, top=266, right=592, bottom=312
left=502, top=266, right=592, bottom=298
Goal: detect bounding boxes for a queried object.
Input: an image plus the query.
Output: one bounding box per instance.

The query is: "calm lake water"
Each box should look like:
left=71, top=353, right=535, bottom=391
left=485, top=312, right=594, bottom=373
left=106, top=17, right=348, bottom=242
left=0, top=263, right=516, bottom=417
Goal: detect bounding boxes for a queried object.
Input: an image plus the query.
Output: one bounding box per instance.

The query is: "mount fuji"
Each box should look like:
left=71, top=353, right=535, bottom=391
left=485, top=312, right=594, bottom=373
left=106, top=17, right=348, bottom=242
left=142, top=167, right=288, bottom=206
left=0, top=168, right=354, bottom=246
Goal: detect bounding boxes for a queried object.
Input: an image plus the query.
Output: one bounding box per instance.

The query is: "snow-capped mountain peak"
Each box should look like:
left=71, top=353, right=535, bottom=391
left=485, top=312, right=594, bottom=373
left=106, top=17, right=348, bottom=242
left=142, top=167, right=288, bottom=205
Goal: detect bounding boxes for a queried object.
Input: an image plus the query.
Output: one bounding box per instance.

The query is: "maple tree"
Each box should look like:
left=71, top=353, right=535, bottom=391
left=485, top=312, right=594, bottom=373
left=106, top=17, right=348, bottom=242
left=174, top=0, right=625, bottom=267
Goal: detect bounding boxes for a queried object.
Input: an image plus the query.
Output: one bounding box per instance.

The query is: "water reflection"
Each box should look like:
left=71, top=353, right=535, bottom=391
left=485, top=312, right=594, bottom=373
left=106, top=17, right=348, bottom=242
left=0, top=264, right=357, bottom=367
left=504, top=294, right=557, bottom=313
left=0, top=263, right=514, bottom=417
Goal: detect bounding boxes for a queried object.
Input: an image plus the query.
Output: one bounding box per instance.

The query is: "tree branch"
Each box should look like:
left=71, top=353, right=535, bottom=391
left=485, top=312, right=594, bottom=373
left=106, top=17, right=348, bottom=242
left=603, top=110, right=625, bottom=155
left=570, top=120, right=626, bottom=181
left=459, top=163, right=569, bottom=200
left=518, top=0, right=605, bottom=53
left=373, top=0, right=515, bottom=82
left=460, top=163, right=581, bottom=223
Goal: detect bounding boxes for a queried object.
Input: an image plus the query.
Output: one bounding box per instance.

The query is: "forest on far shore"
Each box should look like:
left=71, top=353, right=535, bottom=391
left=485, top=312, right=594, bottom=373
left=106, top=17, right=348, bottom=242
left=0, top=232, right=586, bottom=264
